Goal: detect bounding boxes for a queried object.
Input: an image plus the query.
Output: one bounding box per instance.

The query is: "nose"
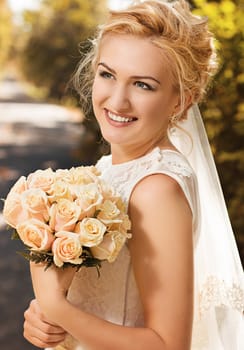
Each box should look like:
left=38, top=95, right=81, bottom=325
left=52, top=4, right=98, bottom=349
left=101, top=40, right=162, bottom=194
left=108, top=83, right=131, bottom=112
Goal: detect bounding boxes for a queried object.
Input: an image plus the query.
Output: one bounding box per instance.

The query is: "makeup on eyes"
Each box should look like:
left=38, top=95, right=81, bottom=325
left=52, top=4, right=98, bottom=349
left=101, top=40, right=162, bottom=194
left=97, top=62, right=159, bottom=91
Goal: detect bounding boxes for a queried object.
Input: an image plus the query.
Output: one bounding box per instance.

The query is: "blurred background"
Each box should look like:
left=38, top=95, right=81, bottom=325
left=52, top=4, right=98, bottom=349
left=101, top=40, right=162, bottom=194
left=0, top=0, right=243, bottom=348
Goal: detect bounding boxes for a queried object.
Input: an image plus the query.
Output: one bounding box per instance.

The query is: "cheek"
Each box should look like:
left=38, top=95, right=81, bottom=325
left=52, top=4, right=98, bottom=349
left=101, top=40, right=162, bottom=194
left=91, top=82, right=106, bottom=127
left=140, top=97, right=165, bottom=119
left=91, top=79, right=100, bottom=109
left=148, top=93, right=176, bottom=118
left=92, top=79, right=108, bottom=114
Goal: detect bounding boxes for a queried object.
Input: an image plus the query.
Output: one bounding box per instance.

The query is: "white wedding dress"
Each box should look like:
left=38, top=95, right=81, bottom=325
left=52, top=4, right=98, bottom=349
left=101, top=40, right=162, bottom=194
left=47, top=147, right=244, bottom=350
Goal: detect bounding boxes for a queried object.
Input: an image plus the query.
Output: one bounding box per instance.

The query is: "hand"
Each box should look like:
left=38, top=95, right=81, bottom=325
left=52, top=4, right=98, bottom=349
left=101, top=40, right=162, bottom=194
left=30, top=262, right=76, bottom=320
left=23, top=299, right=67, bottom=348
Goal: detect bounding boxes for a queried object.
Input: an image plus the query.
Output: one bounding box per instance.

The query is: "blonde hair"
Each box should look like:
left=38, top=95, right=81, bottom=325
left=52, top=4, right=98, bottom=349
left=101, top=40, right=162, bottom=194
left=73, top=0, right=218, bottom=120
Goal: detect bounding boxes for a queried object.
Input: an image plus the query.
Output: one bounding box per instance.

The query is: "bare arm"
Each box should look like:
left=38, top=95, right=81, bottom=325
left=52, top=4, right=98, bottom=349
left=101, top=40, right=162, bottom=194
left=28, top=173, right=194, bottom=350
left=128, top=174, right=194, bottom=349
left=23, top=299, right=66, bottom=348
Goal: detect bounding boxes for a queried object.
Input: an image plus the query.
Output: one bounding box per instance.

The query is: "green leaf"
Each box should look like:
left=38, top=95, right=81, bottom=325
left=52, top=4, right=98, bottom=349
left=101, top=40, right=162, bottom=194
left=16, top=245, right=103, bottom=277
left=11, top=230, right=21, bottom=240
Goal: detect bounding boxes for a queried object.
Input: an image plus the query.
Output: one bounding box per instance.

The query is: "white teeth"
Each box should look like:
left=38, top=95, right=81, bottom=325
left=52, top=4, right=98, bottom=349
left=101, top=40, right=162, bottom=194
left=108, top=111, right=134, bottom=123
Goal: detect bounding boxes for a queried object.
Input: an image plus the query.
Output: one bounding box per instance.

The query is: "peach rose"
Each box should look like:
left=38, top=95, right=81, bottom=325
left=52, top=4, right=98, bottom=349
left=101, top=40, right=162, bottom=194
left=21, top=188, right=50, bottom=222
left=27, top=168, right=56, bottom=192
left=75, top=183, right=103, bottom=220
left=16, top=218, right=54, bottom=250
left=49, top=199, right=81, bottom=232
left=75, top=218, right=106, bottom=247
left=97, top=200, right=121, bottom=224
left=52, top=231, right=83, bottom=267
left=90, top=231, right=127, bottom=263
left=3, top=192, right=30, bottom=228
left=3, top=176, right=29, bottom=227
left=8, top=176, right=28, bottom=195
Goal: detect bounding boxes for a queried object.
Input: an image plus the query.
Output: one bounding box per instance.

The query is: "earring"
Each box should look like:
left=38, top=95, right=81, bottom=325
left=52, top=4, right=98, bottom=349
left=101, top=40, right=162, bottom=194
left=169, top=113, right=179, bottom=124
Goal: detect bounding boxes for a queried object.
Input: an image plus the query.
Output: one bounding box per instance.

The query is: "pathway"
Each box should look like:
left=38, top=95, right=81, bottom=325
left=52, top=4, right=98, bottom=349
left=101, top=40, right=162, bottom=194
left=0, top=72, right=84, bottom=350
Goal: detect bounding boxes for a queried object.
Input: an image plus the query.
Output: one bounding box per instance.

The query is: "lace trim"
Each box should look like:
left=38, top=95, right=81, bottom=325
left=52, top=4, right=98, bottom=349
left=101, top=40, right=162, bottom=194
left=165, top=156, right=192, bottom=177
left=199, top=276, right=244, bottom=317
left=98, top=148, right=194, bottom=204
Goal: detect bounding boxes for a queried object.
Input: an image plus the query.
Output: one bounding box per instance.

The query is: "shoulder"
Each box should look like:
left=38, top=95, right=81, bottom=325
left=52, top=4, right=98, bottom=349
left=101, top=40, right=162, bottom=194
left=127, top=149, right=197, bottom=223
left=133, top=172, right=183, bottom=197
left=130, top=172, right=192, bottom=217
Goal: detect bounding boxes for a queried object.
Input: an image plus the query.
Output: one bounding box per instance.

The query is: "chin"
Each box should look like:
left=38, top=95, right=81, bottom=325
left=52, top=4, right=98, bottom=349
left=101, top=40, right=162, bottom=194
left=100, top=129, right=129, bottom=146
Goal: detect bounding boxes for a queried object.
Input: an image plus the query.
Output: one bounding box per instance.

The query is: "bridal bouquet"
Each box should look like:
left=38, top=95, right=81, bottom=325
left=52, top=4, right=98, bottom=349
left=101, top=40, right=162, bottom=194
left=3, top=166, right=131, bottom=270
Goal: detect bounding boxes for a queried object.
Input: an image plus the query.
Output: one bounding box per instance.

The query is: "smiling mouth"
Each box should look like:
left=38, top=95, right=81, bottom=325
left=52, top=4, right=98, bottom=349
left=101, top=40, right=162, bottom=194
left=107, top=110, right=137, bottom=123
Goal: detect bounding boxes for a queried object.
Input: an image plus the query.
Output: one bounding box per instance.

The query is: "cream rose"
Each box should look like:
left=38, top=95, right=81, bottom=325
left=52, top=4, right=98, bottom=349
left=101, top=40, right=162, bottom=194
left=114, top=197, right=127, bottom=212
left=99, top=180, right=120, bottom=202
left=75, top=218, right=106, bottom=247
left=56, top=166, right=99, bottom=186
left=49, top=198, right=81, bottom=232
left=16, top=218, right=54, bottom=250
left=75, top=183, right=103, bottom=220
left=108, top=214, right=132, bottom=236
left=97, top=200, right=121, bottom=224
left=27, top=168, right=56, bottom=192
left=52, top=231, right=83, bottom=267
left=21, top=188, right=50, bottom=222
left=55, top=168, right=71, bottom=182
left=90, top=231, right=127, bottom=263
left=48, top=180, right=73, bottom=203
left=69, top=166, right=100, bottom=185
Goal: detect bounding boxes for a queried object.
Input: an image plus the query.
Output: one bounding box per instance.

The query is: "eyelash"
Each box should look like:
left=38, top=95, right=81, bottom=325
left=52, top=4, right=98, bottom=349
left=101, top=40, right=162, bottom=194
left=99, top=70, right=114, bottom=79
left=134, top=81, right=154, bottom=91
left=98, top=70, right=154, bottom=91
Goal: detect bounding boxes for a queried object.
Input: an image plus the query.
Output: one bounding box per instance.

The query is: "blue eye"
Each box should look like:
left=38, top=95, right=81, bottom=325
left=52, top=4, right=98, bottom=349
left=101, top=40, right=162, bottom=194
left=135, top=81, right=154, bottom=91
left=99, top=70, right=114, bottom=79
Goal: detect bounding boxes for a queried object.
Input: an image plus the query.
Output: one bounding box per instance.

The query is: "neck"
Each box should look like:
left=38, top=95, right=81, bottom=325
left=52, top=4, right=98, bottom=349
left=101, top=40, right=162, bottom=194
left=111, top=144, right=149, bottom=164
left=110, top=134, right=175, bottom=165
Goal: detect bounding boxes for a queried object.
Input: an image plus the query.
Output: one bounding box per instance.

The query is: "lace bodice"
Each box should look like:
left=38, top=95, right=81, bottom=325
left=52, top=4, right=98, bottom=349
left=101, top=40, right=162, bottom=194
left=47, top=147, right=244, bottom=350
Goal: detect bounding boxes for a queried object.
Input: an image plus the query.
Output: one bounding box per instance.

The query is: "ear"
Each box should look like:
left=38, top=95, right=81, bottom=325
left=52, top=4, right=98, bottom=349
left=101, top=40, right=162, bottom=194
left=174, top=92, right=193, bottom=116
left=184, top=92, right=193, bottom=111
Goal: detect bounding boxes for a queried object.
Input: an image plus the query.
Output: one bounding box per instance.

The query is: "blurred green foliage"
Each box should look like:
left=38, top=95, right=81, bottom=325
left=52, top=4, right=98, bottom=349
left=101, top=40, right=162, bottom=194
left=191, top=0, right=244, bottom=258
left=19, top=0, right=107, bottom=101
left=0, top=0, right=12, bottom=71
left=2, top=0, right=243, bottom=260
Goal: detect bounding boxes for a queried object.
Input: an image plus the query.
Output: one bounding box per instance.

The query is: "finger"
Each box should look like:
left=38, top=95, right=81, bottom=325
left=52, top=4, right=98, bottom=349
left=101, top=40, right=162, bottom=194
left=26, top=299, right=65, bottom=333
left=24, top=307, right=66, bottom=335
left=23, top=333, right=65, bottom=349
left=24, top=321, right=66, bottom=346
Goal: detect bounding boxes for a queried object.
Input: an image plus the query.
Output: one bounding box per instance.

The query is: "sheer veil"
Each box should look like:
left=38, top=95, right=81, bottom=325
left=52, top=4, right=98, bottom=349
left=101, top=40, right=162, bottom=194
left=169, top=104, right=244, bottom=348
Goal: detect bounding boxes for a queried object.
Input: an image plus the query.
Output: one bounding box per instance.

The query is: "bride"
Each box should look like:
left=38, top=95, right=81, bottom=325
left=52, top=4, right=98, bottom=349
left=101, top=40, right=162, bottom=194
left=23, top=1, right=244, bottom=349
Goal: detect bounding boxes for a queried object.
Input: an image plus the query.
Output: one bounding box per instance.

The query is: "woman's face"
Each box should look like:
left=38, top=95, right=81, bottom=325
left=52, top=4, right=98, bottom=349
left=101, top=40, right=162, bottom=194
left=92, top=34, right=179, bottom=153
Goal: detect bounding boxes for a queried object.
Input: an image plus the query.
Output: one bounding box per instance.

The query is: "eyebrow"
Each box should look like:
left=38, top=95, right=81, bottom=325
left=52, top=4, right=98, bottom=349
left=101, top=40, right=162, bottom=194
left=98, top=62, right=161, bottom=85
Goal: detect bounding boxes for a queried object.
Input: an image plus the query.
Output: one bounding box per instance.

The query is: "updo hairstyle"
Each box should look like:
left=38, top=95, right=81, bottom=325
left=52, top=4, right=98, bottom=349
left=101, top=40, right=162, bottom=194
left=73, top=0, right=218, bottom=121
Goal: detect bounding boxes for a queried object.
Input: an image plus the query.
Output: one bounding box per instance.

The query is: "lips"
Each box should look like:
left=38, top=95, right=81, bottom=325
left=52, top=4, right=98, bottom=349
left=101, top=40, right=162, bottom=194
left=106, top=109, right=137, bottom=124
